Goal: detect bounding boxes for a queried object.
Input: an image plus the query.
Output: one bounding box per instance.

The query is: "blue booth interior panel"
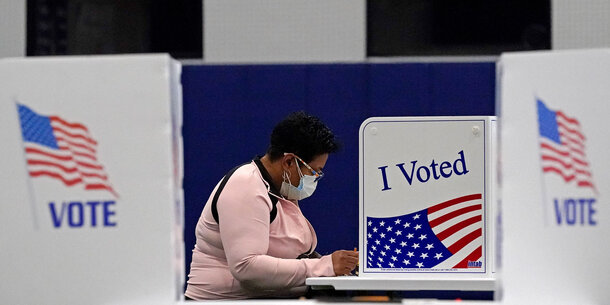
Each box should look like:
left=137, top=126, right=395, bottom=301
left=181, top=62, right=496, bottom=289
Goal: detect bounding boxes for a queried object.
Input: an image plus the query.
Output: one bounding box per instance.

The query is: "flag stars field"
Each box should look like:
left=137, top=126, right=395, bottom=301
left=365, top=194, right=484, bottom=270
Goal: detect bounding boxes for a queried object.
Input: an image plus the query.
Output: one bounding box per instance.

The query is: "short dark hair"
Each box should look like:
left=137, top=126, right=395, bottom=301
left=267, top=111, right=340, bottom=163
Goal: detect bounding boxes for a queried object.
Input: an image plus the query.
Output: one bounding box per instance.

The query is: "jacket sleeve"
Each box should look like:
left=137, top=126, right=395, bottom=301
left=216, top=172, right=335, bottom=290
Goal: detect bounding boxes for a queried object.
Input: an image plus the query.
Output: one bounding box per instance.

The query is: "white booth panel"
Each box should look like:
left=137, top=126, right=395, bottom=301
left=0, top=54, right=184, bottom=305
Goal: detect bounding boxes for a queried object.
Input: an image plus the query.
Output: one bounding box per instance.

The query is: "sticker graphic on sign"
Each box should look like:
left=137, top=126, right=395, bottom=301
left=17, top=103, right=118, bottom=196
left=366, top=193, right=483, bottom=270
left=16, top=103, right=118, bottom=229
left=536, top=99, right=598, bottom=226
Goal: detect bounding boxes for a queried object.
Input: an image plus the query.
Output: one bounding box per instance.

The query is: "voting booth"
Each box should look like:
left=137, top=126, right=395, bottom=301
left=499, top=49, right=610, bottom=305
left=308, top=116, right=496, bottom=291
left=0, top=55, right=184, bottom=305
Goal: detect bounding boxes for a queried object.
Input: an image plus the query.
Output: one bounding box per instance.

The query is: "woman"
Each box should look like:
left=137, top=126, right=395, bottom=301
left=185, top=111, right=359, bottom=300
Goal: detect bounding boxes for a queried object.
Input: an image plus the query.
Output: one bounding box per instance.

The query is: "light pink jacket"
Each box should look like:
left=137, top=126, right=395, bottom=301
left=185, top=160, right=335, bottom=300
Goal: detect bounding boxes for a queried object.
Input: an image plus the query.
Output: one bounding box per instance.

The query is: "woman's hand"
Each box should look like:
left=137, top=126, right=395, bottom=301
left=331, top=250, right=359, bottom=276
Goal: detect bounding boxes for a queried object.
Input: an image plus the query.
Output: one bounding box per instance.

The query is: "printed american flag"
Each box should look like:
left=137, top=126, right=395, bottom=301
left=537, top=99, right=595, bottom=190
left=17, top=104, right=118, bottom=197
left=366, top=194, right=483, bottom=270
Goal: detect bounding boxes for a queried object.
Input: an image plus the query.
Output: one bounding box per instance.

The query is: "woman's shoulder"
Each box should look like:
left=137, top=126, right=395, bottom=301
left=224, top=162, right=270, bottom=196
left=230, top=162, right=260, bottom=182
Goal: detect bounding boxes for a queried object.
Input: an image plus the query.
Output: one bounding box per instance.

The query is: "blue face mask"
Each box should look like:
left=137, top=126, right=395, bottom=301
left=280, top=157, right=318, bottom=200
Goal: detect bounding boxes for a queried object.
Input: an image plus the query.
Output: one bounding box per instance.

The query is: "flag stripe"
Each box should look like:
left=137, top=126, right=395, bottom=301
left=447, top=228, right=482, bottom=254
left=72, top=150, right=97, bottom=161
left=540, top=142, right=569, bottom=157
left=81, top=171, right=108, bottom=180
left=452, top=246, right=482, bottom=268
left=86, top=184, right=113, bottom=191
left=567, top=145, right=585, bottom=157
left=27, top=159, right=78, bottom=174
left=560, top=133, right=585, bottom=149
left=429, top=204, right=481, bottom=228
left=574, top=168, right=593, bottom=177
left=556, top=110, right=580, bottom=126
left=25, top=147, right=72, bottom=161
left=542, top=165, right=592, bottom=179
left=541, top=166, right=595, bottom=188
left=578, top=181, right=595, bottom=188
left=541, top=154, right=590, bottom=171
left=557, top=127, right=580, bottom=141
left=541, top=155, right=585, bottom=169
left=440, top=222, right=481, bottom=248
left=30, top=171, right=83, bottom=186
left=75, top=160, right=104, bottom=170
left=429, top=209, right=481, bottom=234
left=436, top=215, right=482, bottom=241
left=56, top=136, right=96, bottom=153
left=540, top=142, right=590, bottom=173
left=427, top=193, right=482, bottom=214
left=557, top=121, right=585, bottom=141
left=52, top=125, right=98, bottom=146
left=540, top=140, right=585, bottom=158
left=49, top=115, right=90, bottom=132
left=571, top=157, right=589, bottom=167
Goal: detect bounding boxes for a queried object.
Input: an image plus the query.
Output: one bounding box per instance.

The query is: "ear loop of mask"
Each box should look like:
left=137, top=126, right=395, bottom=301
left=293, top=157, right=305, bottom=177
left=267, top=183, right=284, bottom=200
left=283, top=156, right=304, bottom=182
left=282, top=169, right=291, bottom=183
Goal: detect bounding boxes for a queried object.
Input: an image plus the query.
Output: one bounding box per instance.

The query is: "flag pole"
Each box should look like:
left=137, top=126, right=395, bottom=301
left=15, top=101, right=40, bottom=230
left=538, top=157, right=550, bottom=227
left=535, top=96, right=550, bottom=227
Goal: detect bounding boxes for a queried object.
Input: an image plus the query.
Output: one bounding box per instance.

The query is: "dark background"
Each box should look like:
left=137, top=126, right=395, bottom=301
left=27, top=0, right=202, bottom=57
left=26, top=0, right=549, bottom=57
